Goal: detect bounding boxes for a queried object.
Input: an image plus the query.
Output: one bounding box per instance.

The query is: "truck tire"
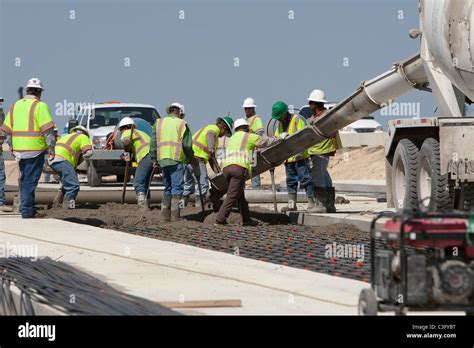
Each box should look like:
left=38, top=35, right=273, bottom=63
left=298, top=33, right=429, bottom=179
left=358, top=288, right=378, bottom=316
left=392, top=139, right=419, bottom=211
left=416, top=138, right=451, bottom=211
left=461, top=182, right=474, bottom=211
left=87, top=162, right=102, bottom=187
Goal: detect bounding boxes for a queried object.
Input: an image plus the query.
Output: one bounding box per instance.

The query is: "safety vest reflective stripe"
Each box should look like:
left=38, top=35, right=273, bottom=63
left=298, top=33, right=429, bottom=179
left=39, top=121, right=55, bottom=133
left=11, top=131, right=42, bottom=136
left=28, top=100, right=39, bottom=131
left=57, top=133, right=81, bottom=159
left=192, top=127, right=208, bottom=152
left=175, top=122, right=185, bottom=160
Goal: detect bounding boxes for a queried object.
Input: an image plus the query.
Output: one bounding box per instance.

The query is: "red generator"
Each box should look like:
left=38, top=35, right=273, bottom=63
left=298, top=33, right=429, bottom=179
left=358, top=212, right=474, bottom=316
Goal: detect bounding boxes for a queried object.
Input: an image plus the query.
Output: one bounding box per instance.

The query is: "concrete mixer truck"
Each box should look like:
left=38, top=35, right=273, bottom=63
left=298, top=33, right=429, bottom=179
left=211, top=0, right=474, bottom=213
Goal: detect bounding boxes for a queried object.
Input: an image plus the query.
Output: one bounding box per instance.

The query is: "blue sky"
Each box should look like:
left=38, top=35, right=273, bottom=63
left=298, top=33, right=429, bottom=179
left=1, top=0, right=437, bottom=131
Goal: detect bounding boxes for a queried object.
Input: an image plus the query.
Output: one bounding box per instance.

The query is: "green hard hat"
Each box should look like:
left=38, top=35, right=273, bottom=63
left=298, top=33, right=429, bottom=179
left=217, top=116, right=234, bottom=135
left=272, top=101, right=288, bottom=120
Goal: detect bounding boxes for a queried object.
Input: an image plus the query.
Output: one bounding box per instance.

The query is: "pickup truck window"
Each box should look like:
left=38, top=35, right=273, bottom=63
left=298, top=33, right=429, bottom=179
left=89, top=107, right=159, bottom=129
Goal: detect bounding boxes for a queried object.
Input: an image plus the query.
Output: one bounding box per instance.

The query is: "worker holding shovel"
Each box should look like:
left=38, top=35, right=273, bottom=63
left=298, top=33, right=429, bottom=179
left=118, top=117, right=153, bottom=210
left=183, top=116, right=234, bottom=209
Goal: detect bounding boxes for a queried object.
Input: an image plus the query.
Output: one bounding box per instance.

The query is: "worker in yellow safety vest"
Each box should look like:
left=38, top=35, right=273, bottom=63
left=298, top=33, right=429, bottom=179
left=242, top=97, right=265, bottom=189
left=215, top=118, right=281, bottom=225
left=306, top=89, right=342, bottom=213
left=49, top=126, right=93, bottom=209
left=118, top=117, right=153, bottom=210
left=183, top=116, right=234, bottom=208
left=150, top=102, right=200, bottom=222
left=1, top=78, right=56, bottom=218
left=272, top=101, right=320, bottom=213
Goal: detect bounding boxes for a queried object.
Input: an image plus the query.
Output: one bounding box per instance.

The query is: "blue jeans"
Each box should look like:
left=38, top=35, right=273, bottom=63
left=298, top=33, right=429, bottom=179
left=311, top=155, right=333, bottom=188
left=0, top=155, right=5, bottom=206
left=251, top=174, right=261, bottom=189
left=161, top=163, right=185, bottom=197
left=19, top=154, right=45, bottom=218
left=50, top=160, right=80, bottom=200
left=183, top=160, right=209, bottom=197
left=134, top=154, right=154, bottom=198
left=285, top=158, right=314, bottom=198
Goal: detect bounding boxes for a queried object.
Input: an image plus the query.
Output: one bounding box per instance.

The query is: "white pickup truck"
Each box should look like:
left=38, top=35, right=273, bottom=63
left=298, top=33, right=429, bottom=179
left=70, top=102, right=160, bottom=186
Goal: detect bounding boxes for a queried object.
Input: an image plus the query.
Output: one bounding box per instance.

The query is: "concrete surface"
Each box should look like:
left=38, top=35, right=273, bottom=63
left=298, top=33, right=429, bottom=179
left=0, top=216, right=369, bottom=315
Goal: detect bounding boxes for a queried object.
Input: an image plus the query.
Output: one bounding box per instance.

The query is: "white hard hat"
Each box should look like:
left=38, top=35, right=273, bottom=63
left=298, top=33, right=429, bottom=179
left=70, top=125, right=89, bottom=137
left=26, top=78, right=44, bottom=90
left=307, top=89, right=328, bottom=103
left=166, top=102, right=183, bottom=115
left=242, top=97, right=257, bottom=108
left=118, top=117, right=135, bottom=129
left=233, top=118, right=249, bottom=130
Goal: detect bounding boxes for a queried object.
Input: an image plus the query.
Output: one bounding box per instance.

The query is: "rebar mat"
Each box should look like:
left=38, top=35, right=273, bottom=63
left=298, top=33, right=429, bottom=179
left=122, top=223, right=388, bottom=282
left=0, top=257, right=178, bottom=315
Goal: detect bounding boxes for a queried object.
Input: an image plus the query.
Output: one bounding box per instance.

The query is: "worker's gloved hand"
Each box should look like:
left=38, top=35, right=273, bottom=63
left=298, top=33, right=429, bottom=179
left=193, top=164, right=201, bottom=178
left=280, top=132, right=290, bottom=140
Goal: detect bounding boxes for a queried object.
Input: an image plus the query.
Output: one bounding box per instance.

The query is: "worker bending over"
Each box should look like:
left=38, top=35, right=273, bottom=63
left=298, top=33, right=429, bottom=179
left=1, top=78, right=56, bottom=218
left=272, top=101, right=319, bottom=213
left=242, top=97, right=264, bottom=189
left=49, top=126, right=92, bottom=209
left=215, top=118, right=280, bottom=225
left=307, top=89, right=342, bottom=213
left=118, top=117, right=153, bottom=210
left=183, top=116, right=234, bottom=208
left=151, top=103, right=200, bottom=222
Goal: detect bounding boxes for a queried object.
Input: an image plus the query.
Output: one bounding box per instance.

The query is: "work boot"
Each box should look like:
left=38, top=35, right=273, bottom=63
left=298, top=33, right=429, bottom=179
left=137, top=192, right=147, bottom=210
left=62, top=197, right=76, bottom=209
left=281, top=193, right=297, bottom=212
left=326, top=187, right=337, bottom=213
left=183, top=195, right=190, bottom=207
left=306, top=196, right=326, bottom=213
left=160, top=194, right=172, bottom=222
left=0, top=205, right=13, bottom=213
left=314, top=187, right=328, bottom=213
left=170, top=195, right=182, bottom=222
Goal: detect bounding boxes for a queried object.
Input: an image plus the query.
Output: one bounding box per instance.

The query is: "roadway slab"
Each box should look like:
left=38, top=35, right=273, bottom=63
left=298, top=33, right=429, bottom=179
left=0, top=216, right=368, bottom=315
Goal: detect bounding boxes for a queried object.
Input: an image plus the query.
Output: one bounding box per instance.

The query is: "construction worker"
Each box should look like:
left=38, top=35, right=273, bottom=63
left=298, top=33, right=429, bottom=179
left=1, top=78, right=56, bottom=218
left=49, top=126, right=92, bottom=208
left=307, top=89, right=342, bottom=213
left=183, top=116, right=234, bottom=208
left=150, top=102, right=200, bottom=222
left=0, top=98, right=13, bottom=212
left=118, top=117, right=153, bottom=210
left=215, top=118, right=281, bottom=225
left=271, top=101, right=319, bottom=213
left=242, top=97, right=264, bottom=189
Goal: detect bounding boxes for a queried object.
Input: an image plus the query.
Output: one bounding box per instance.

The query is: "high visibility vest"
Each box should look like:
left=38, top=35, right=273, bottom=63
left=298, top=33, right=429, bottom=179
left=308, top=132, right=343, bottom=156
left=155, top=116, right=187, bottom=162
left=120, top=129, right=150, bottom=163
left=247, top=115, right=264, bottom=135
left=223, top=131, right=260, bottom=175
left=55, top=132, right=93, bottom=168
left=1, top=98, right=55, bottom=152
left=192, top=124, right=220, bottom=163
left=275, top=114, right=309, bottom=162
